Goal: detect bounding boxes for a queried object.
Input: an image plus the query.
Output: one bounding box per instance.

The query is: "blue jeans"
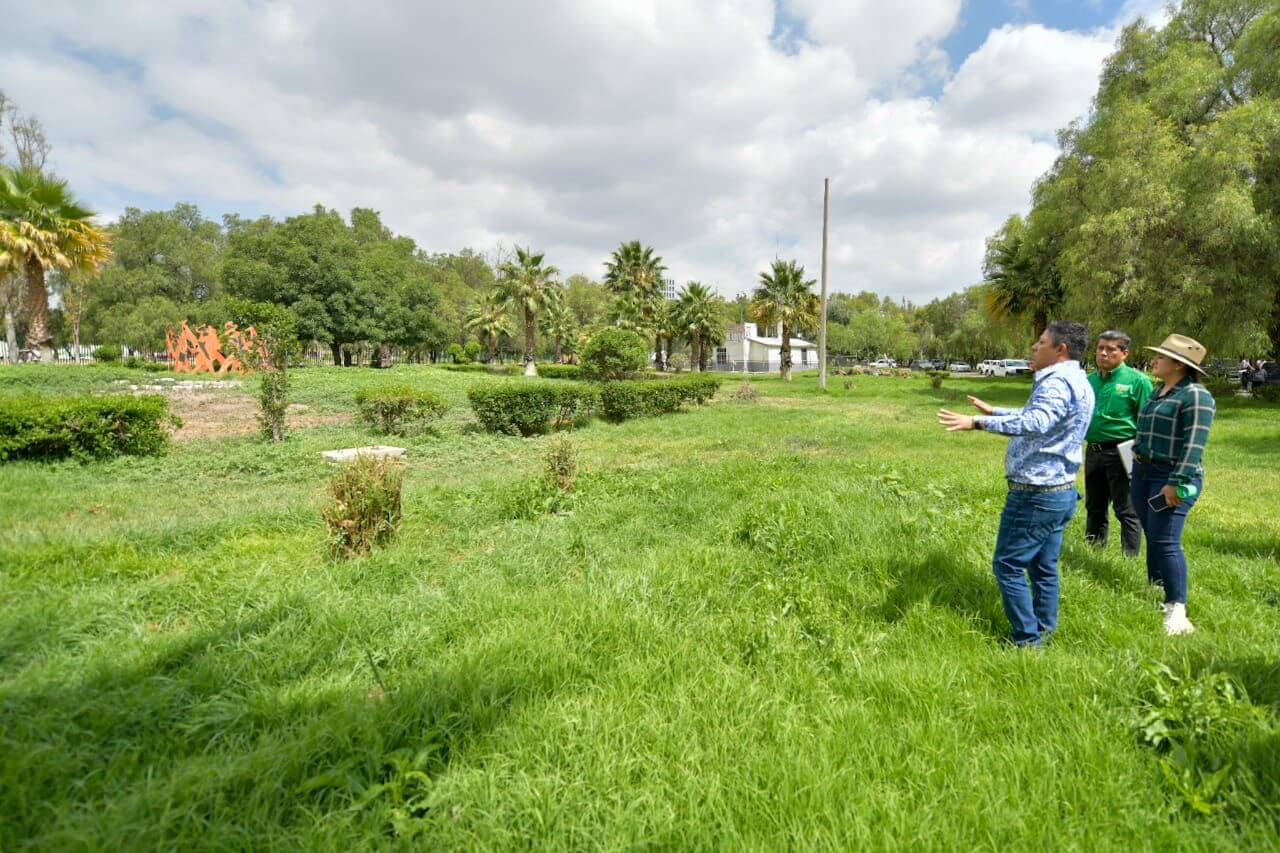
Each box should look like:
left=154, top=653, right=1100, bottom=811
left=992, top=488, right=1079, bottom=646
left=1130, top=461, right=1200, bottom=604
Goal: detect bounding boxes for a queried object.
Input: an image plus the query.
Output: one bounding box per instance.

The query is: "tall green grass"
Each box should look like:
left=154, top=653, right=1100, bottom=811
left=0, top=365, right=1277, bottom=848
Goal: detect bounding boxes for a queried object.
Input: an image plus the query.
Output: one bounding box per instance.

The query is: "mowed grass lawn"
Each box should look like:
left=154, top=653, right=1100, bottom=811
left=1, top=364, right=1278, bottom=849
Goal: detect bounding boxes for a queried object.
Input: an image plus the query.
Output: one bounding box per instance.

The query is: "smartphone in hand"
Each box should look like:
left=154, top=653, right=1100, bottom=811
left=1148, top=492, right=1169, bottom=512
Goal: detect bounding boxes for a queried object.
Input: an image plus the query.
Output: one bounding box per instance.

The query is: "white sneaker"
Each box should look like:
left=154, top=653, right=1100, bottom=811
left=1163, top=603, right=1195, bottom=636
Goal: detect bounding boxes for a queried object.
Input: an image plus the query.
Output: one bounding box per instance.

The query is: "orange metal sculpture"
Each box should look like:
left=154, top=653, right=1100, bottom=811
left=165, top=322, right=262, bottom=374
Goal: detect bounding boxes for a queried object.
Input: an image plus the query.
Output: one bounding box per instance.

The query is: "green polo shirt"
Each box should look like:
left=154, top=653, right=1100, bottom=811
left=1085, top=362, right=1153, bottom=443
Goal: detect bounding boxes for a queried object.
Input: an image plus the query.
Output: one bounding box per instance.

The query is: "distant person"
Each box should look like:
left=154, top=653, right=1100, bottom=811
left=1083, top=331, right=1152, bottom=557
left=938, top=321, right=1095, bottom=648
left=1131, top=334, right=1215, bottom=637
left=1239, top=358, right=1254, bottom=391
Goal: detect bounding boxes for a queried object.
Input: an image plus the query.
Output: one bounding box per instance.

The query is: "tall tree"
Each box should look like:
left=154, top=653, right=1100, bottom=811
left=750, top=260, right=819, bottom=381
left=674, top=281, right=723, bottom=372
left=466, top=290, right=513, bottom=363
left=496, top=247, right=560, bottom=376
left=0, top=167, right=111, bottom=361
left=540, top=290, right=577, bottom=363
left=988, top=0, right=1280, bottom=356
left=604, top=240, right=667, bottom=369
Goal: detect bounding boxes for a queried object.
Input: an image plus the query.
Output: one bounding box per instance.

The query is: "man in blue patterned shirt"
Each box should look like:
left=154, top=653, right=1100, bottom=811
left=938, top=321, right=1095, bottom=647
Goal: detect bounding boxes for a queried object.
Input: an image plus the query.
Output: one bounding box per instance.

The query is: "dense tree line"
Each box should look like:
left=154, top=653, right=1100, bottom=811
left=984, top=0, right=1280, bottom=360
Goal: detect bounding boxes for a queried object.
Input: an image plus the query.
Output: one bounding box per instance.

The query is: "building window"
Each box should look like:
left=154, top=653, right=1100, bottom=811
left=716, top=347, right=728, bottom=364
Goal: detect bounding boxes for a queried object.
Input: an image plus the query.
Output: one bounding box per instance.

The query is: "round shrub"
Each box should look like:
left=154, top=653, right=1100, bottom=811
left=355, top=384, right=449, bottom=435
left=93, top=345, right=121, bottom=363
left=580, top=328, right=648, bottom=381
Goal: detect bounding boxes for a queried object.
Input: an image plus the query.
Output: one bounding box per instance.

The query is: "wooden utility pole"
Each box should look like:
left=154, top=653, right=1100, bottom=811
left=818, top=177, right=830, bottom=389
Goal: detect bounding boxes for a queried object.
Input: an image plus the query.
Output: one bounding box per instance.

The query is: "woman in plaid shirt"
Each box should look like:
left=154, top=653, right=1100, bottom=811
left=1130, top=334, right=1215, bottom=636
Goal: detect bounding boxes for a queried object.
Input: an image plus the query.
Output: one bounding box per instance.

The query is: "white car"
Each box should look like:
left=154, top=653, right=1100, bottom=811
left=869, top=359, right=896, bottom=369
left=978, top=359, right=1000, bottom=376
left=992, top=359, right=1031, bottom=377
left=948, top=361, right=972, bottom=373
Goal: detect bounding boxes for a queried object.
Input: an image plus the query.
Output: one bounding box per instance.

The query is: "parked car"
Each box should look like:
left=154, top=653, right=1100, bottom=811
left=910, top=359, right=937, bottom=371
left=992, top=359, right=1031, bottom=377
left=869, top=358, right=896, bottom=369
left=978, top=359, right=999, bottom=376
left=948, top=361, right=972, bottom=373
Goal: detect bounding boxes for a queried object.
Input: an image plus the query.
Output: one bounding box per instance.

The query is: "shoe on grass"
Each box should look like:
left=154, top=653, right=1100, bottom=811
left=1163, top=603, right=1195, bottom=636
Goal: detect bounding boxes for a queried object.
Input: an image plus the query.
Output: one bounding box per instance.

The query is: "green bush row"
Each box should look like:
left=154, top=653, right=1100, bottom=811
left=354, top=384, right=449, bottom=435
left=466, top=382, right=600, bottom=436
left=536, top=363, right=582, bottom=380
left=0, top=395, right=180, bottom=462
left=437, top=363, right=521, bottom=375
left=599, top=376, right=721, bottom=422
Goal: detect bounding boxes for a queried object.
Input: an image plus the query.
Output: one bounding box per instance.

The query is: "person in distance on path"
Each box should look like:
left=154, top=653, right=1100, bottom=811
left=937, top=321, right=1095, bottom=648
left=1082, top=331, right=1152, bottom=557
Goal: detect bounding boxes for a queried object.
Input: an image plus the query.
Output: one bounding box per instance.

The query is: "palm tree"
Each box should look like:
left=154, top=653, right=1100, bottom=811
left=465, top=290, right=513, bottom=363
left=540, top=290, right=577, bottom=363
left=983, top=214, right=1060, bottom=335
left=0, top=168, right=111, bottom=361
left=750, top=259, right=819, bottom=381
left=497, top=246, right=560, bottom=376
left=675, top=281, right=723, bottom=372
left=604, top=240, right=666, bottom=369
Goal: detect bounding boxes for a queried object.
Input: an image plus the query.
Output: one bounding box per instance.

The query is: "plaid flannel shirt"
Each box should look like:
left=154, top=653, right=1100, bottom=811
left=1133, top=376, right=1215, bottom=488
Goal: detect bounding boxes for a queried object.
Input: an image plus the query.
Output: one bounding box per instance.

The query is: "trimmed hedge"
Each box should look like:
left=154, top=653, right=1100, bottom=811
left=537, top=363, right=582, bottom=380
left=599, top=376, right=721, bottom=422
left=467, top=381, right=600, bottom=436
left=0, top=395, right=180, bottom=462
left=354, top=384, right=449, bottom=435
left=438, top=363, right=520, bottom=375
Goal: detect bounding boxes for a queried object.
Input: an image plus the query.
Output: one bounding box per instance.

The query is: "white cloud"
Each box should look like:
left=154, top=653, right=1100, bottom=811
left=0, top=1, right=1132, bottom=303
left=941, top=24, right=1115, bottom=133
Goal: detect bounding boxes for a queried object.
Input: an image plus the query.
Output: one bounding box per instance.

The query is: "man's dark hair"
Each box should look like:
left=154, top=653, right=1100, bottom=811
left=1097, top=330, right=1131, bottom=351
left=1047, top=320, right=1087, bottom=361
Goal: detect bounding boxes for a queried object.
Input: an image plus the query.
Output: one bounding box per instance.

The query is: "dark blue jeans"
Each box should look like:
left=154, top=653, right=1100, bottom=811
left=1130, top=461, right=1200, bottom=604
left=992, top=488, right=1079, bottom=646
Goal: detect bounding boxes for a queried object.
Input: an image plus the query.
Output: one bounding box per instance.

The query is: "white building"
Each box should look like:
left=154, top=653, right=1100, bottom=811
left=715, top=322, right=817, bottom=372
left=662, top=278, right=678, bottom=300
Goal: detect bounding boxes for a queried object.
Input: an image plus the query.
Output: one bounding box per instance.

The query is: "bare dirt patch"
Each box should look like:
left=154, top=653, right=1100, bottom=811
left=167, top=389, right=352, bottom=441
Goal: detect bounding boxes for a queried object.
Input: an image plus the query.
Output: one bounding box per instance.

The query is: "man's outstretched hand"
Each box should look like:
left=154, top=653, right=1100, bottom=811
left=968, top=395, right=994, bottom=415
left=938, top=409, right=975, bottom=432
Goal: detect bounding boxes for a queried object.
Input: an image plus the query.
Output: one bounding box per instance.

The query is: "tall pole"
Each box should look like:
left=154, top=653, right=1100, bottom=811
left=819, top=177, right=830, bottom=389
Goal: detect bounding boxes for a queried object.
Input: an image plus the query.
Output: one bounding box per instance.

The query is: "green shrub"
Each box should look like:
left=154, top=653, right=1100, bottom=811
left=93, top=345, right=121, bottom=363
left=580, top=328, right=648, bottom=381
left=0, top=395, right=181, bottom=462
left=321, top=455, right=403, bottom=558
left=467, top=382, right=600, bottom=436
left=438, top=363, right=490, bottom=373
left=142, top=361, right=169, bottom=373
left=355, top=385, right=449, bottom=435
left=123, top=355, right=142, bottom=369
left=537, top=363, right=583, bottom=380
left=1253, top=383, right=1280, bottom=403
left=928, top=370, right=946, bottom=390
left=599, top=376, right=721, bottom=422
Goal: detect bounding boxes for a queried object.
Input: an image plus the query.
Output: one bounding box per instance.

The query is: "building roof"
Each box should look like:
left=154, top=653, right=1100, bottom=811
left=747, top=336, right=815, bottom=348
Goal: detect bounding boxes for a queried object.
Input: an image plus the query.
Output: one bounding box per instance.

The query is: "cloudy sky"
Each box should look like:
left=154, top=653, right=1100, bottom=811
left=3, top=0, right=1168, bottom=302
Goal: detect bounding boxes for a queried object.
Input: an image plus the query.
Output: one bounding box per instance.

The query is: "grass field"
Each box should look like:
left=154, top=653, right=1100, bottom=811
left=1, top=364, right=1278, bottom=849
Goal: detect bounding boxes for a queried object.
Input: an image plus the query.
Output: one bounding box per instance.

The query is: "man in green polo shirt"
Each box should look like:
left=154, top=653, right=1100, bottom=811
left=1084, top=330, right=1153, bottom=556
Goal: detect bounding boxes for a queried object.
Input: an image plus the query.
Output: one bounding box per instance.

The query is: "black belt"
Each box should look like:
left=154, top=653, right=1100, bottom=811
left=1134, top=453, right=1160, bottom=465
left=1008, top=480, right=1074, bottom=493
left=1087, top=440, right=1123, bottom=451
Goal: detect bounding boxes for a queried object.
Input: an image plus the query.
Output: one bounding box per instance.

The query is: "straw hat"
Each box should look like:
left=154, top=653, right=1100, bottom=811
left=1144, top=333, right=1207, bottom=375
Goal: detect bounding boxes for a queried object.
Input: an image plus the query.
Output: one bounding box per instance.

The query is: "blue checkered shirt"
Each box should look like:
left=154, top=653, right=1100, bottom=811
left=978, top=360, right=1095, bottom=486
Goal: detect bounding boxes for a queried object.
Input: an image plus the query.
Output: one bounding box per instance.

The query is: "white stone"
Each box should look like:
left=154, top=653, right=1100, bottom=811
left=321, top=445, right=407, bottom=464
